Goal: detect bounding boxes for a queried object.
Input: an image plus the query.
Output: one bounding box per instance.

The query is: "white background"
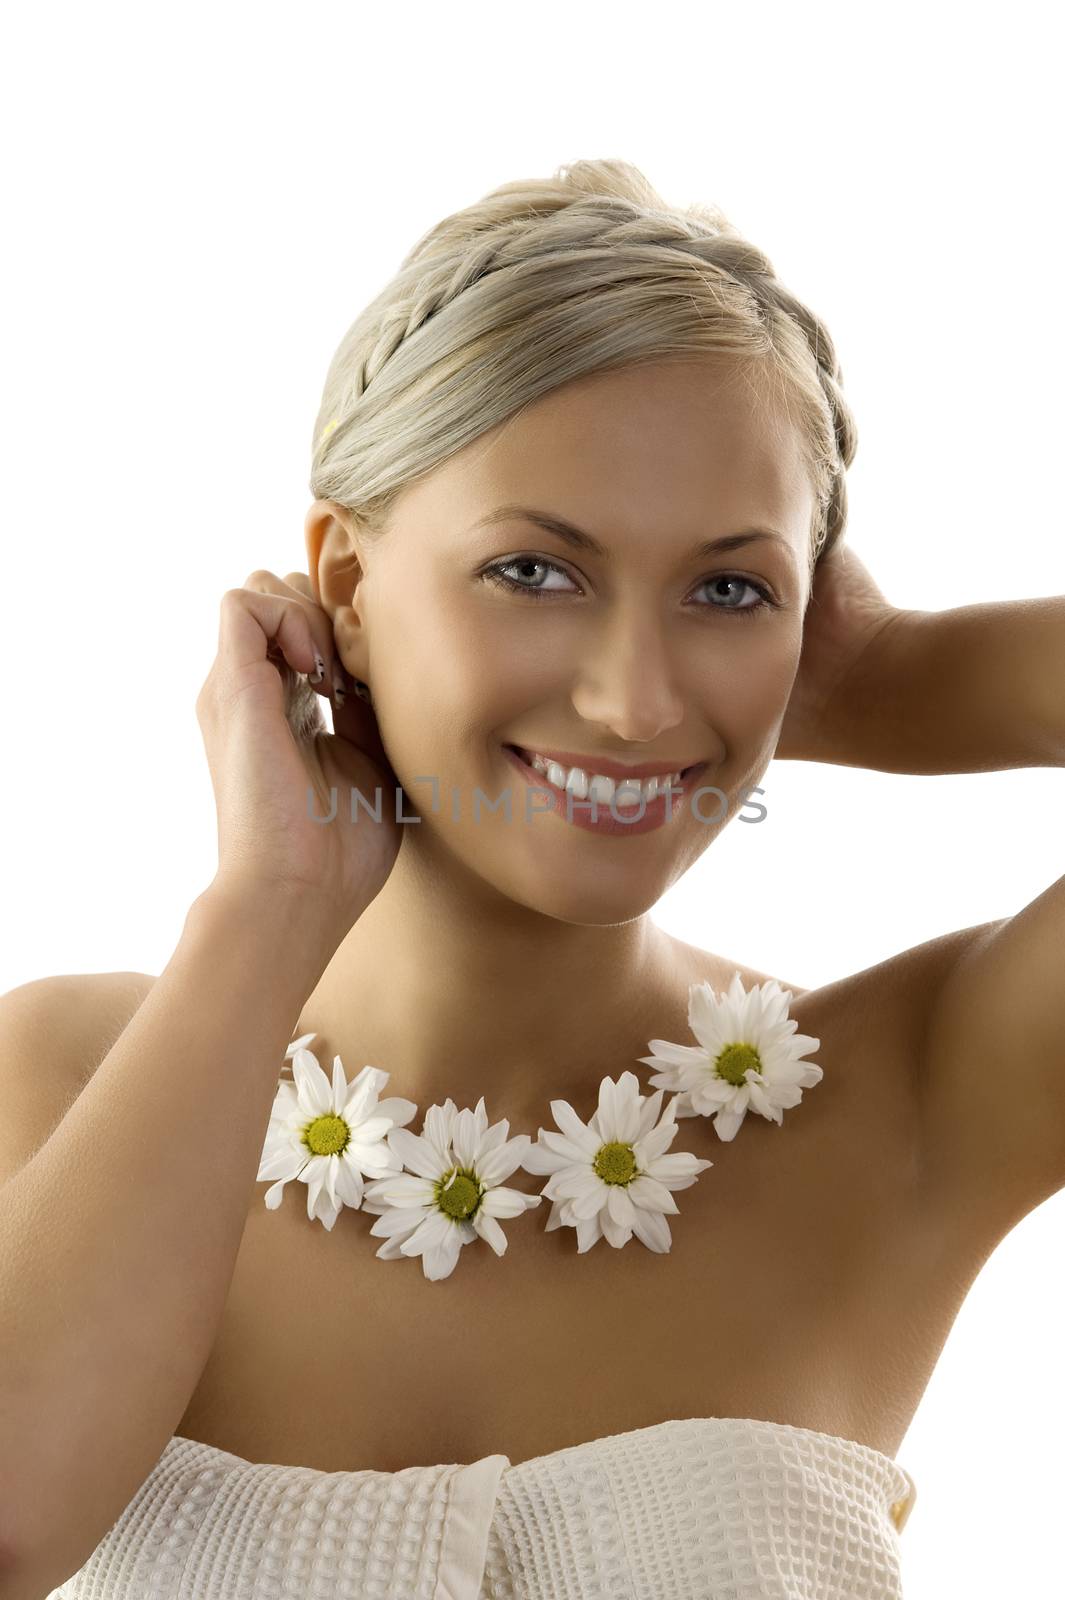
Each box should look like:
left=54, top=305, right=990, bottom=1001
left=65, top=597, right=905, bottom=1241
left=2, top=3, right=1062, bottom=1593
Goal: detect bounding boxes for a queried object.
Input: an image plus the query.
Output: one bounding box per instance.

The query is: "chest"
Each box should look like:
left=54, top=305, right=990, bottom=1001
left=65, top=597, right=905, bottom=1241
left=175, top=976, right=941, bottom=1472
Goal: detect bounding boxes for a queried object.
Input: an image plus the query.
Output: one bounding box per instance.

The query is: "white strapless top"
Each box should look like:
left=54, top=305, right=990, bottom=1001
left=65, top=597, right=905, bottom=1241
left=46, top=1415, right=917, bottom=1599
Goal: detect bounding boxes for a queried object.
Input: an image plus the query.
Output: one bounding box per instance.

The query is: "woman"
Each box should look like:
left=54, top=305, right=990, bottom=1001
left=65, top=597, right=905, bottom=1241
left=5, top=158, right=1062, bottom=1599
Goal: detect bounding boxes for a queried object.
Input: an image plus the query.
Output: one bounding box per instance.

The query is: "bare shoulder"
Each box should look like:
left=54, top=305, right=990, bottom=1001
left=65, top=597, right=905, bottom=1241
left=674, top=918, right=1002, bottom=1066
left=3, top=971, right=159, bottom=1078
left=0, top=971, right=158, bottom=1188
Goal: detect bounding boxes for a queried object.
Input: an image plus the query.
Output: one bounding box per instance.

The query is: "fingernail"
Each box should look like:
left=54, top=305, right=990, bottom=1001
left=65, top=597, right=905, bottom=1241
left=309, top=653, right=325, bottom=686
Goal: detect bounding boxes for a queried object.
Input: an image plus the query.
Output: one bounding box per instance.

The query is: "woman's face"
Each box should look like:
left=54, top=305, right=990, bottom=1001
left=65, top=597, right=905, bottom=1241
left=315, top=357, right=815, bottom=924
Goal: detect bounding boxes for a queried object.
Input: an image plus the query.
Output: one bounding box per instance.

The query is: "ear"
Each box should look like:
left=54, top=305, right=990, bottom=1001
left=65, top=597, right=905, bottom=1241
left=304, top=499, right=372, bottom=684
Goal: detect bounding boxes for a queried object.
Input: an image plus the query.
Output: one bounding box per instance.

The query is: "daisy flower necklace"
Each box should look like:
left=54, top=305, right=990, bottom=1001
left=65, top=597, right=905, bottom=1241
left=257, top=972, right=823, bottom=1282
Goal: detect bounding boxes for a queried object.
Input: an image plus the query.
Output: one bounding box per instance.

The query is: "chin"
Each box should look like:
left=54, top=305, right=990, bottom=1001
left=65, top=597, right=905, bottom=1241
left=493, top=861, right=670, bottom=928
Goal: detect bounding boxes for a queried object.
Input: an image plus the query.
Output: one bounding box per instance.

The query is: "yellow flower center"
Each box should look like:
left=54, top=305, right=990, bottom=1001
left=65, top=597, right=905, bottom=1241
left=302, top=1113, right=350, bottom=1157
left=436, top=1167, right=483, bottom=1220
left=593, top=1141, right=637, bottom=1185
left=715, top=1041, right=761, bottom=1086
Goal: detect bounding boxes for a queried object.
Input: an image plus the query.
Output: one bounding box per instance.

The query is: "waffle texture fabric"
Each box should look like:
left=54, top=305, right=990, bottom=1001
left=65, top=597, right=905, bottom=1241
left=45, top=1415, right=917, bottom=1599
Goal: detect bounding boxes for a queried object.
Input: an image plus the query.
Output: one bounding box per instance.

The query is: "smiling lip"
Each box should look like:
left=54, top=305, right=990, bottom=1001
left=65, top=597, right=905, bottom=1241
left=501, top=744, right=709, bottom=837
left=506, top=745, right=703, bottom=780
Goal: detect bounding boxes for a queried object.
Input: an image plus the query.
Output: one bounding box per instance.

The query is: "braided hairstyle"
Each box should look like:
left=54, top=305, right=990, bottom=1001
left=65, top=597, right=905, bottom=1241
left=294, top=159, right=856, bottom=738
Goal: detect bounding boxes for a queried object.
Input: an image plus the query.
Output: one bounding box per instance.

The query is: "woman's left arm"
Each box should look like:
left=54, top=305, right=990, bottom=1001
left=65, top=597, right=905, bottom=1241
left=779, top=542, right=1065, bottom=1222
left=777, top=543, right=1065, bottom=774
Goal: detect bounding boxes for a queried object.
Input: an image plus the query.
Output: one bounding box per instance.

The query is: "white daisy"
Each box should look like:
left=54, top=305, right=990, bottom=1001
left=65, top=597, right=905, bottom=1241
left=361, top=1098, right=542, bottom=1281
left=639, top=973, right=823, bottom=1143
left=257, top=1031, right=418, bottom=1231
left=519, top=1071, right=714, bottom=1254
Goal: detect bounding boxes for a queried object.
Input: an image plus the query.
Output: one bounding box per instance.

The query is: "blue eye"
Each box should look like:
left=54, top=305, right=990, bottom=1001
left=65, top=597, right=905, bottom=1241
left=693, top=574, right=777, bottom=618
left=483, top=557, right=575, bottom=597
left=481, top=557, right=778, bottom=618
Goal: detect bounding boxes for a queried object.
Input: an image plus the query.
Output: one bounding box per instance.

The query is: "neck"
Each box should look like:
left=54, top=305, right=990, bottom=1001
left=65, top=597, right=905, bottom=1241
left=295, top=833, right=694, bottom=1131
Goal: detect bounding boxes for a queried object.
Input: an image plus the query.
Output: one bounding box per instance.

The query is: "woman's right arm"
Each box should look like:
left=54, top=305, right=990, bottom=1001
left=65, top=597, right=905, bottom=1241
left=0, top=881, right=353, bottom=1597
left=0, top=567, right=401, bottom=1596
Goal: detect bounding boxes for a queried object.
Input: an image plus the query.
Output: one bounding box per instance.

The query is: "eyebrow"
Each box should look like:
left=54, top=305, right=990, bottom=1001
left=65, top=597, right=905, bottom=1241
left=469, top=504, right=793, bottom=562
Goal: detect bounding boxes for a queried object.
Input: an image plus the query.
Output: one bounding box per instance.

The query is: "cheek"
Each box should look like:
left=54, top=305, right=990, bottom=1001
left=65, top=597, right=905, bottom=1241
left=695, top=637, right=799, bottom=730
left=444, top=606, right=554, bottom=708
left=382, top=603, right=531, bottom=763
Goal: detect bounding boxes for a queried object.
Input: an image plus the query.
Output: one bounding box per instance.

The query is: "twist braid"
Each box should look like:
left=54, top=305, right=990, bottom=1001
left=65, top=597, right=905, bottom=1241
left=311, top=159, right=854, bottom=574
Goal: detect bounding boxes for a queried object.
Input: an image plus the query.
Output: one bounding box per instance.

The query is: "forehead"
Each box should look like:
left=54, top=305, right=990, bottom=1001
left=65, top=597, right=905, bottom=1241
left=392, top=357, right=813, bottom=560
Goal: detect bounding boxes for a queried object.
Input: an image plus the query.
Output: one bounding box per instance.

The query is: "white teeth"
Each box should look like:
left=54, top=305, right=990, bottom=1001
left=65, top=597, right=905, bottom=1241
left=525, top=751, right=686, bottom=804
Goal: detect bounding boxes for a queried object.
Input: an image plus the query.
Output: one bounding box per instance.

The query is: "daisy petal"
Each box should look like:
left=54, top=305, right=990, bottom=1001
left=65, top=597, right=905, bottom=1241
left=374, top=1234, right=411, bottom=1262
left=570, top=1182, right=610, bottom=1221
left=480, top=1185, right=542, bottom=1219
left=472, top=1211, right=509, bottom=1256
left=257, top=1145, right=305, bottom=1182
left=626, top=1174, right=680, bottom=1214
left=331, top=1056, right=349, bottom=1110
left=333, top=1157, right=365, bottom=1209
left=422, top=1231, right=465, bottom=1281
left=352, top=1115, right=399, bottom=1143
left=538, top=1129, right=596, bottom=1164
left=547, top=1100, right=600, bottom=1154
left=341, top=1066, right=390, bottom=1123
left=396, top=1211, right=448, bottom=1256
left=519, top=1142, right=574, bottom=1176
left=575, top=1212, right=604, bottom=1253
left=367, top=1205, right=433, bottom=1238
left=291, top=1048, right=334, bottom=1115
left=639, top=1041, right=710, bottom=1069
left=713, top=1106, right=747, bottom=1142
left=315, top=1198, right=343, bottom=1232
left=550, top=1168, right=601, bottom=1201
left=423, top=1102, right=460, bottom=1157
left=635, top=1088, right=668, bottom=1142
left=634, top=1115, right=680, bottom=1165
left=779, top=1029, right=822, bottom=1058
left=387, top=1126, right=449, bottom=1179
left=373, top=1095, right=419, bottom=1129
left=285, top=1032, right=317, bottom=1059
left=476, top=1136, right=532, bottom=1188
left=268, top=1082, right=299, bottom=1115
left=600, top=1208, right=634, bottom=1248
left=644, top=1152, right=714, bottom=1189
left=451, top=1106, right=482, bottom=1168
left=480, top=1120, right=511, bottom=1152
left=595, top=1077, right=621, bottom=1139
left=605, top=1184, right=638, bottom=1228
left=630, top=1205, right=673, bottom=1253
left=364, top=1172, right=437, bottom=1206
left=747, top=1079, right=785, bottom=1119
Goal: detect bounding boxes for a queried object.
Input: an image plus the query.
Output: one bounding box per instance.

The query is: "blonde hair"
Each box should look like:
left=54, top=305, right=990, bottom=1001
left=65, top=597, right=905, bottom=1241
left=294, top=159, right=857, bottom=736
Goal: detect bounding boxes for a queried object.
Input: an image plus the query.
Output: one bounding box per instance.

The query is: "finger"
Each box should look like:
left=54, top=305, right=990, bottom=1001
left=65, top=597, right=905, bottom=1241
left=276, top=573, right=359, bottom=704
left=283, top=572, right=316, bottom=601
left=328, top=679, right=393, bottom=774
left=241, top=569, right=344, bottom=697
left=279, top=575, right=344, bottom=695
left=217, top=587, right=321, bottom=682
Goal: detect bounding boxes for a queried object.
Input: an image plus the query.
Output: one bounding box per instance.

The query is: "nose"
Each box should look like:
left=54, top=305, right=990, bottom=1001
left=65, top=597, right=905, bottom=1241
left=569, top=608, right=686, bottom=745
